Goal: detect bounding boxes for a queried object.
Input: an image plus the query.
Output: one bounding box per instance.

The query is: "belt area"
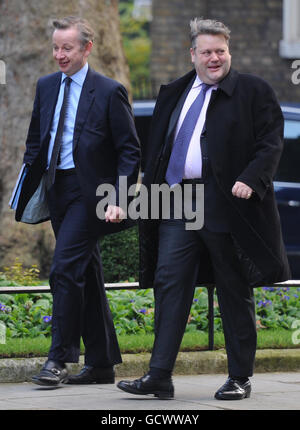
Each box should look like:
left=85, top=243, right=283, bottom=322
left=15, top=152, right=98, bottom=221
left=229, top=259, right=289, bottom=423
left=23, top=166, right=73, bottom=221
left=55, top=168, right=76, bottom=176
left=181, top=178, right=204, bottom=185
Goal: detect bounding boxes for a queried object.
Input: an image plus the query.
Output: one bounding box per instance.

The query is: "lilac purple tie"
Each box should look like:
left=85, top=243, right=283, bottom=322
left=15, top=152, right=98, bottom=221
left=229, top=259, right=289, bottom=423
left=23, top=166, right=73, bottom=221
left=165, top=83, right=211, bottom=187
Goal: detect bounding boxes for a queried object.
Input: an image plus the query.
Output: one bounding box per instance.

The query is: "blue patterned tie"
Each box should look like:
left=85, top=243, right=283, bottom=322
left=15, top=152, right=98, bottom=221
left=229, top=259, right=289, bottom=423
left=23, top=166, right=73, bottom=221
left=165, top=83, right=211, bottom=187
left=46, top=76, right=72, bottom=190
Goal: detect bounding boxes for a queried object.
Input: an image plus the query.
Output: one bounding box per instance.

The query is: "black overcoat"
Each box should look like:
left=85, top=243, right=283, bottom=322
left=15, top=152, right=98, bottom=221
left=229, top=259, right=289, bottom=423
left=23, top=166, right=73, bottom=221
left=139, top=68, right=291, bottom=288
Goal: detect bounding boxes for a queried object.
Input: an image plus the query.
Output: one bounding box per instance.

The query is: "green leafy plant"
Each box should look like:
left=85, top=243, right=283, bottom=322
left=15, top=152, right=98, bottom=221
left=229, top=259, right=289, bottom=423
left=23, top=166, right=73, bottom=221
left=255, top=286, right=300, bottom=330
left=0, top=292, right=53, bottom=339
left=1, top=257, right=299, bottom=339
left=107, top=288, right=154, bottom=335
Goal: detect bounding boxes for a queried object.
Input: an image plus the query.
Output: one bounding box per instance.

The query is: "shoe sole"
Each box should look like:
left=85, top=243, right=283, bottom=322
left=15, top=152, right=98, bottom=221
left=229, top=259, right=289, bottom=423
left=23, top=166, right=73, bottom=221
left=66, top=378, right=115, bottom=385
left=215, top=389, right=251, bottom=400
left=117, top=383, right=174, bottom=399
left=154, top=392, right=174, bottom=400
left=32, top=377, right=68, bottom=387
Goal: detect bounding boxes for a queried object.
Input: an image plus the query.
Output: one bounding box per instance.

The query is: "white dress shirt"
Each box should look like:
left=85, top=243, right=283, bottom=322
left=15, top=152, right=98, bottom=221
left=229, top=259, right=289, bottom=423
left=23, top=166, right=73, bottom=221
left=172, top=75, right=217, bottom=179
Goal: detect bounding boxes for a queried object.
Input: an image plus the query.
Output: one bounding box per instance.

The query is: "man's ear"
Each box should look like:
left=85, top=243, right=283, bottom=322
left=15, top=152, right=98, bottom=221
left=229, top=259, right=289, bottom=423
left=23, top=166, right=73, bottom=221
left=84, top=40, right=93, bottom=57
left=190, top=47, right=195, bottom=64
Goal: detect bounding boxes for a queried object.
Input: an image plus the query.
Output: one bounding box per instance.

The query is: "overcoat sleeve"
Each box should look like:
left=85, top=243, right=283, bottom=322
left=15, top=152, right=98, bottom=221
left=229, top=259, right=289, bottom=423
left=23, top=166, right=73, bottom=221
left=236, top=81, right=284, bottom=201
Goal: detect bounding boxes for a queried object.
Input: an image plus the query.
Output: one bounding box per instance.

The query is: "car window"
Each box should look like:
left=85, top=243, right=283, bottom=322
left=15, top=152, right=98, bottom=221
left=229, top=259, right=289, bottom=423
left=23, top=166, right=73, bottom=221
left=275, top=119, right=300, bottom=183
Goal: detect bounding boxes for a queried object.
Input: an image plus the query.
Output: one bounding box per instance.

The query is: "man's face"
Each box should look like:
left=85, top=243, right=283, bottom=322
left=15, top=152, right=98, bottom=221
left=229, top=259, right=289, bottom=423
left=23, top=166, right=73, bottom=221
left=190, top=34, right=231, bottom=84
left=52, top=27, right=92, bottom=76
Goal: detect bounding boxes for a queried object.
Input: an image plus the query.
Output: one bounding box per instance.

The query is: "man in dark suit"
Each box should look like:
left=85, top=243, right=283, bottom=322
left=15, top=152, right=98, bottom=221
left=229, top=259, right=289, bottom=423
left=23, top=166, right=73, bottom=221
left=117, top=18, right=290, bottom=400
left=16, top=16, right=140, bottom=386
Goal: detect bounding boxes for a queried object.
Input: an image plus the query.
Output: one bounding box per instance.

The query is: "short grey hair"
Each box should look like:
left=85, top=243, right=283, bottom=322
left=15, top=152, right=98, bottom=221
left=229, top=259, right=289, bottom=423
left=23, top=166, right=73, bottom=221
left=190, top=18, right=231, bottom=49
left=52, top=16, right=95, bottom=48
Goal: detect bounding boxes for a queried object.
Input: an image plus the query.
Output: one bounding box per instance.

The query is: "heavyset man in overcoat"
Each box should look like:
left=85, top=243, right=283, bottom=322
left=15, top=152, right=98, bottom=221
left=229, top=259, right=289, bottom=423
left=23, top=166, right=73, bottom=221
left=118, top=18, right=290, bottom=400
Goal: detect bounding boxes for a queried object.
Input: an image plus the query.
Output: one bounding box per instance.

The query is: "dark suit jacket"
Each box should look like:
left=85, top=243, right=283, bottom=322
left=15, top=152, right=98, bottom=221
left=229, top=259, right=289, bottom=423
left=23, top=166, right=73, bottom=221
left=16, top=66, right=140, bottom=234
left=139, top=68, right=291, bottom=288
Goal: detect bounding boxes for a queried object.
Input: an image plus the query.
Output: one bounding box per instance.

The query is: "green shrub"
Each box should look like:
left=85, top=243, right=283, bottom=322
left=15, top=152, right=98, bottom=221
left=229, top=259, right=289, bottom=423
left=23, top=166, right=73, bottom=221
left=100, top=226, right=139, bottom=282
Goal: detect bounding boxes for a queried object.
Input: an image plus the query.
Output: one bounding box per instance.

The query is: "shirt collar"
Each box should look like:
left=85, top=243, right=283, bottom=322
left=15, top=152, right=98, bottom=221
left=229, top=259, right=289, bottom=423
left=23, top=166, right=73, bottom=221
left=192, top=75, right=218, bottom=90
left=61, top=62, right=89, bottom=87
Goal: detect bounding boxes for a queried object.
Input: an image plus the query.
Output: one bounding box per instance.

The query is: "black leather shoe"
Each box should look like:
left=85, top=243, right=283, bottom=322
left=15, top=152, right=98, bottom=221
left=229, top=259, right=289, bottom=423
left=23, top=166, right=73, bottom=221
left=214, top=377, right=251, bottom=400
left=66, top=365, right=115, bottom=384
left=117, top=373, right=174, bottom=399
left=32, top=360, right=68, bottom=386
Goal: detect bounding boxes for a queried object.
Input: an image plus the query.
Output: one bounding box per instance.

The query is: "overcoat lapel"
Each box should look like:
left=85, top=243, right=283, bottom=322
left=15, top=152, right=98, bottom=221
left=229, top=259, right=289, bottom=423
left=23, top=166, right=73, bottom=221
left=144, top=70, right=196, bottom=172
left=156, top=70, right=196, bottom=127
left=166, top=76, right=195, bottom=139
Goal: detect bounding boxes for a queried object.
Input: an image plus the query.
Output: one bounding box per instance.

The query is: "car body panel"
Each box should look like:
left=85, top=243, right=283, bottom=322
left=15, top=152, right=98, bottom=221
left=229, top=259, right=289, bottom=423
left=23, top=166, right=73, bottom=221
left=274, top=105, right=300, bottom=278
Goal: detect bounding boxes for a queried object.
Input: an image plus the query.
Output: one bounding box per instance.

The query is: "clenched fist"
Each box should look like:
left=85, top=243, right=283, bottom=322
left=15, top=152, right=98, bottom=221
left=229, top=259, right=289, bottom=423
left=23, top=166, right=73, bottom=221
left=105, top=205, right=126, bottom=223
left=232, top=181, right=253, bottom=199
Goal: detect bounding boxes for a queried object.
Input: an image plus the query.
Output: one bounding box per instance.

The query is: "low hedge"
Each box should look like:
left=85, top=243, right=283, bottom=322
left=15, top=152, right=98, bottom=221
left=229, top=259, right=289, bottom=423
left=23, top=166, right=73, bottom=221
left=100, top=225, right=139, bottom=283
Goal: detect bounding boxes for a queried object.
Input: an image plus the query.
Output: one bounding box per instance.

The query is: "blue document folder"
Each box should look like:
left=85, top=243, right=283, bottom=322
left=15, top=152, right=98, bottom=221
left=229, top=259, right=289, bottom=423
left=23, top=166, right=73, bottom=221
left=9, top=164, right=28, bottom=210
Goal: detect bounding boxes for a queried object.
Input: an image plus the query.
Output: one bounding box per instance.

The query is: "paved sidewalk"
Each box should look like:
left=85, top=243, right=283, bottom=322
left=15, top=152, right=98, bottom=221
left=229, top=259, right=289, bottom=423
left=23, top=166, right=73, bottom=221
left=0, top=372, right=299, bottom=411
left=0, top=349, right=299, bottom=418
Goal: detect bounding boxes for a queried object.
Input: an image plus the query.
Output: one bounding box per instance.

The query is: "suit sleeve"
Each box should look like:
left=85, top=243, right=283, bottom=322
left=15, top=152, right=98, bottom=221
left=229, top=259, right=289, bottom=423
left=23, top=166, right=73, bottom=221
left=23, top=80, right=41, bottom=166
left=236, top=81, right=284, bottom=201
left=108, top=84, right=141, bottom=207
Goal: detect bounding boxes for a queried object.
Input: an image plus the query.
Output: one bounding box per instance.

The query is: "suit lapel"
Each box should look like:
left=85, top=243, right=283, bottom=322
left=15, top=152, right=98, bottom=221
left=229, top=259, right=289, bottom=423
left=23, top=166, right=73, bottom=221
left=41, top=73, right=61, bottom=144
left=73, top=67, right=95, bottom=151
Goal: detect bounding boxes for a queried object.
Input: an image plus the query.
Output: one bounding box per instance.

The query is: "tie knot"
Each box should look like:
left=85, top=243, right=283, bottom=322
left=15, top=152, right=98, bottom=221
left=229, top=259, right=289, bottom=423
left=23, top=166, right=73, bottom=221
left=202, top=83, right=212, bottom=93
left=64, top=76, right=72, bottom=86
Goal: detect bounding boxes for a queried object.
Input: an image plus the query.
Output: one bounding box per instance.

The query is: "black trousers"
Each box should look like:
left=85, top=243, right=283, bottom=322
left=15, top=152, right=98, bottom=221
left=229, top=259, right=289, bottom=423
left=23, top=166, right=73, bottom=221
left=149, top=205, right=257, bottom=377
left=46, top=171, right=122, bottom=367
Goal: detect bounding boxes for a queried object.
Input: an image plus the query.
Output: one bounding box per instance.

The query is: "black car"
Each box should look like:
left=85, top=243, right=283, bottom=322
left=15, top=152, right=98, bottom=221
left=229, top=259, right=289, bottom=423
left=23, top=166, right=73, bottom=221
left=275, top=104, right=300, bottom=278
left=133, top=101, right=300, bottom=278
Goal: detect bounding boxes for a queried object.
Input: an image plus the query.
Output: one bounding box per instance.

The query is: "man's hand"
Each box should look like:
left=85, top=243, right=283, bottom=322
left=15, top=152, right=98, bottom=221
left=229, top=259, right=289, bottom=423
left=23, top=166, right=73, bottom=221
left=232, top=181, right=253, bottom=199
left=105, top=205, right=126, bottom=223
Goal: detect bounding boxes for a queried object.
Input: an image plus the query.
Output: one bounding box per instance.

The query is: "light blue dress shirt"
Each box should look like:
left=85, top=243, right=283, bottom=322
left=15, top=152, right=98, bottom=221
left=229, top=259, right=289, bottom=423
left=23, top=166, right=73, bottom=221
left=47, top=62, right=89, bottom=170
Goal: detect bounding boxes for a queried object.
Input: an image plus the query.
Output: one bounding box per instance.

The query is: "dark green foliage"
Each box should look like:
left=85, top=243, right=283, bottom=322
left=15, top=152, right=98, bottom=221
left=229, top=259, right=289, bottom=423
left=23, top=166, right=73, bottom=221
left=100, top=226, right=139, bottom=282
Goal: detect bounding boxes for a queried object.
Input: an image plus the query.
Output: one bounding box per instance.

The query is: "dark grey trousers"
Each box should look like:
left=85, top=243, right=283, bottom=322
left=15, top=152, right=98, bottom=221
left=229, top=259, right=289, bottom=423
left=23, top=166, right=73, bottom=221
left=149, top=215, right=257, bottom=377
